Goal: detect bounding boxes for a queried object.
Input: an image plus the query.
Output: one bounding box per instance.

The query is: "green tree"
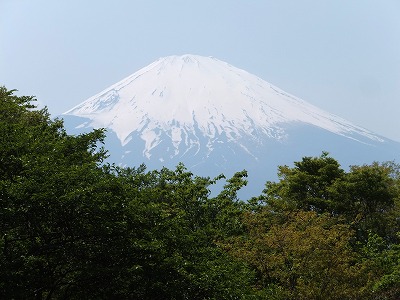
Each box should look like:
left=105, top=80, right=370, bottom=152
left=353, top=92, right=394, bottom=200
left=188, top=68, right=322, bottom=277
left=250, top=153, right=400, bottom=298
left=116, top=164, right=256, bottom=299
left=4, top=87, right=399, bottom=299
left=0, top=87, right=130, bottom=298
left=359, top=233, right=400, bottom=300
left=262, top=153, right=399, bottom=242
left=331, top=163, right=399, bottom=242
left=262, top=152, right=345, bottom=214
left=225, top=209, right=367, bottom=299
left=0, top=87, right=256, bottom=298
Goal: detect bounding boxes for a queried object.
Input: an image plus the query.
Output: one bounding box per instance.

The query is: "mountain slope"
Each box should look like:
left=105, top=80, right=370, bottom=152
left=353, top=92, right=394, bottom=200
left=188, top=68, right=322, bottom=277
left=62, top=54, right=399, bottom=197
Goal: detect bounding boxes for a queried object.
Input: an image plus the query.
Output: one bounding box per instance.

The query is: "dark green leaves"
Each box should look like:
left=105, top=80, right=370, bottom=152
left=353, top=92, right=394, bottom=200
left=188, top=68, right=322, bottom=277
left=1, top=87, right=399, bottom=299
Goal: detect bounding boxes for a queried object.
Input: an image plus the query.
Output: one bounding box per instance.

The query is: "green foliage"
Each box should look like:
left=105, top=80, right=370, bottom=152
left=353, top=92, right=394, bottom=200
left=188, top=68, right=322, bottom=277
left=263, top=152, right=345, bottom=213
left=331, top=163, right=399, bottom=242
left=360, top=233, right=400, bottom=299
left=224, top=209, right=368, bottom=299
left=254, top=152, right=400, bottom=299
left=1, top=87, right=399, bottom=299
left=0, top=87, right=255, bottom=298
left=262, top=152, right=399, bottom=242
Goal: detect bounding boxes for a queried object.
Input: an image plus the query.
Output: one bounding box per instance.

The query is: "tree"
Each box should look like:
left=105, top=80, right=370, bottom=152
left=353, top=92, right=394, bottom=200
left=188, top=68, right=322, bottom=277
left=116, top=164, right=256, bottom=299
left=262, top=152, right=399, bottom=242
left=331, top=162, right=399, bottom=242
left=262, top=152, right=345, bottom=214
left=0, top=87, right=256, bottom=298
left=224, top=209, right=367, bottom=299
left=0, top=87, right=126, bottom=298
left=356, top=232, right=400, bottom=300
left=2, top=88, right=398, bottom=298
left=248, top=153, right=400, bottom=298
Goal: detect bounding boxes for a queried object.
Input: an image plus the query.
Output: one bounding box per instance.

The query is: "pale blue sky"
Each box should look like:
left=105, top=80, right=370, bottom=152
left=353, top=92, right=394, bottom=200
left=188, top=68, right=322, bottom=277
left=1, top=0, right=400, bottom=141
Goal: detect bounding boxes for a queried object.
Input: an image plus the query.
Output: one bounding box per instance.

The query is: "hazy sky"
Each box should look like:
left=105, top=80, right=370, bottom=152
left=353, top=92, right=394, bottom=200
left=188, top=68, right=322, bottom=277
left=1, top=1, right=400, bottom=141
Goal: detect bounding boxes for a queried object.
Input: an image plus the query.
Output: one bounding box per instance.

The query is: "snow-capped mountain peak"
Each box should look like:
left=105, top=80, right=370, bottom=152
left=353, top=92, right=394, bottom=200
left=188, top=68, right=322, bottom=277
left=64, top=54, right=383, bottom=161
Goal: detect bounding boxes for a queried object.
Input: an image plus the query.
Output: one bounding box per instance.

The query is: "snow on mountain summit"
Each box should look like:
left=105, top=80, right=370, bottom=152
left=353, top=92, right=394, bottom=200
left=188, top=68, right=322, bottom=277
left=63, top=54, right=383, bottom=158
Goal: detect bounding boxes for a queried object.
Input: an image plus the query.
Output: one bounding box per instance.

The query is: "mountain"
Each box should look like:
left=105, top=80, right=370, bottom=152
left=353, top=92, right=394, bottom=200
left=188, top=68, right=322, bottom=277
left=62, top=54, right=400, bottom=197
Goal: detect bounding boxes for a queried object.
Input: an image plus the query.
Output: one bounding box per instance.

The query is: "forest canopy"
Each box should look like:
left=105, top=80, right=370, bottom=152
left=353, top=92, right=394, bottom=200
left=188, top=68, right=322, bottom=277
left=1, top=87, right=399, bottom=299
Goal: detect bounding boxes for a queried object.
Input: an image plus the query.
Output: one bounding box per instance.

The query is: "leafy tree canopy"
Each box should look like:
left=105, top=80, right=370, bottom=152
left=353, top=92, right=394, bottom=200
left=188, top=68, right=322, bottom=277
left=1, top=87, right=399, bottom=299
